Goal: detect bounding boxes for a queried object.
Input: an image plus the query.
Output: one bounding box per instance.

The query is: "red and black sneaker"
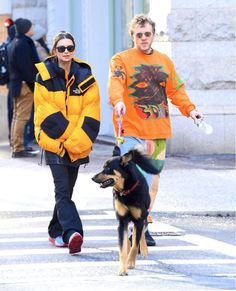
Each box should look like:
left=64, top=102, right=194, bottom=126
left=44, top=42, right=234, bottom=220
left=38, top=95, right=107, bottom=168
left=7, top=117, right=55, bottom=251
left=68, top=232, right=83, bottom=254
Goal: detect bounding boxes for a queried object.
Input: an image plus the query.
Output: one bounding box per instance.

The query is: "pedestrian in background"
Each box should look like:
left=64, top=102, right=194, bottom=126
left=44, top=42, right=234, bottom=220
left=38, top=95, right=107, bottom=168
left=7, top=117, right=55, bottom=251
left=3, top=18, right=15, bottom=142
left=34, top=31, right=100, bottom=254
left=32, top=23, right=49, bottom=61
left=4, top=18, right=15, bottom=43
left=8, top=18, right=40, bottom=158
left=108, top=14, right=203, bottom=246
left=24, top=23, right=50, bottom=149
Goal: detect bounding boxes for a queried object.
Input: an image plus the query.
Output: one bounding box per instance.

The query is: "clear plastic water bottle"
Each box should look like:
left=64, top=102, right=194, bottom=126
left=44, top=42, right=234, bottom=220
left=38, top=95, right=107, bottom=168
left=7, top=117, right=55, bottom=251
left=195, top=118, right=213, bottom=135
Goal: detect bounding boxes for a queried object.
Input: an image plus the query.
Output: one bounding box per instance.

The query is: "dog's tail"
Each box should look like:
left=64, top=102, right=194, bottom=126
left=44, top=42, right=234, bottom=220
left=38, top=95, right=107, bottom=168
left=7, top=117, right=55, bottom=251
left=122, top=145, right=161, bottom=175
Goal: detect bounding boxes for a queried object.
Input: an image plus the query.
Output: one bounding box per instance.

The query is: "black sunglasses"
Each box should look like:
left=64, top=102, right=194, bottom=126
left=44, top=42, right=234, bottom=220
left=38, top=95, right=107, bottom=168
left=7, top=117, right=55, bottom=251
left=135, top=32, right=152, bottom=38
left=56, top=45, right=75, bottom=53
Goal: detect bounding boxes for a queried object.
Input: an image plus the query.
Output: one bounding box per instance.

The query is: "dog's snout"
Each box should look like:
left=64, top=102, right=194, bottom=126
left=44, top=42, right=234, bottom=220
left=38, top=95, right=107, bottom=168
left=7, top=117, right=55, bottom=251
left=92, top=173, right=100, bottom=183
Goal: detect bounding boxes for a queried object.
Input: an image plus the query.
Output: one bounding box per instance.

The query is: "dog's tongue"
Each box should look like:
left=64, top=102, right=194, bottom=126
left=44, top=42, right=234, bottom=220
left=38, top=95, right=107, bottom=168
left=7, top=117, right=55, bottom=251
left=100, top=179, right=115, bottom=188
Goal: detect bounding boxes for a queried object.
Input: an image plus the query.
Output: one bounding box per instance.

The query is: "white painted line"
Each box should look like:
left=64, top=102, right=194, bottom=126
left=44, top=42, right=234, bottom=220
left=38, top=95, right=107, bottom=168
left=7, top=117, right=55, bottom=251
left=0, top=260, right=158, bottom=271
left=0, top=244, right=225, bottom=256
left=0, top=274, right=190, bottom=284
left=0, top=237, right=47, bottom=243
left=159, top=259, right=236, bottom=265
left=0, top=235, right=173, bottom=243
left=85, top=236, right=118, bottom=241
left=85, top=225, right=117, bottom=230
left=0, top=213, right=117, bottom=224
left=181, top=234, right=236, bottom=258
left=100, top=245, right=205, bottom=252
left=0, top=227, right=46, bottom=234
left=215, top=273, right=236, bottom=277
left=0, top=247, right=112, bottom=256
left=0, top=213, right=185, bottom=237
left=0, top=236, right=118, bottom=243
left=148, top=221, right=185, bottom=235
left=0, top=222, right=185, bottom=236
left=105, top=211, right=185, bottom=235
left=0, top=225, right=117, bottom=234
left=104, top=210, right=116, bottom=217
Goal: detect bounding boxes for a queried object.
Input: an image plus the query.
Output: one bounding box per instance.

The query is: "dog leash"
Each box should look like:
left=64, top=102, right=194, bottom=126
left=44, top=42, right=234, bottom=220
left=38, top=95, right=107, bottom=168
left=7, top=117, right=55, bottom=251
left=116, top=115, right=124, bottom=147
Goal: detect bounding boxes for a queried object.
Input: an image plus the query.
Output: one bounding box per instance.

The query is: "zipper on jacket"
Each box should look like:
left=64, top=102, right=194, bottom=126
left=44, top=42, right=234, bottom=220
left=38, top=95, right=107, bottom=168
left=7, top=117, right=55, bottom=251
left=65, top=76, right=75, bottom=115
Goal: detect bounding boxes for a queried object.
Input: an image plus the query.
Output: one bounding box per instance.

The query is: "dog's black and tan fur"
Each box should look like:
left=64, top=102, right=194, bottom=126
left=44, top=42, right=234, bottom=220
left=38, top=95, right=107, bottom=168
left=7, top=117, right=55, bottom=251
left=92, top=146, right=160, bottom=275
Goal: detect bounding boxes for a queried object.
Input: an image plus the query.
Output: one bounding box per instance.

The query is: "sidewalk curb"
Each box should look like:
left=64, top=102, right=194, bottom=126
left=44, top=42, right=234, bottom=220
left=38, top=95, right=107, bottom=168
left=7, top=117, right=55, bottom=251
left=154, top=211, right=235, bottom=217
left=95, top=135, right=114, bottom=146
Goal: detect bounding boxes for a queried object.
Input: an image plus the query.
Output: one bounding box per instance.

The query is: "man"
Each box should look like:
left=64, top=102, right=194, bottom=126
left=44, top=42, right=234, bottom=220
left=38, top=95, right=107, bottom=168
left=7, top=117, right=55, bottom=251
left=8, top=18, right=40, bottom=158
left=108, top=14, right=203, bottom=246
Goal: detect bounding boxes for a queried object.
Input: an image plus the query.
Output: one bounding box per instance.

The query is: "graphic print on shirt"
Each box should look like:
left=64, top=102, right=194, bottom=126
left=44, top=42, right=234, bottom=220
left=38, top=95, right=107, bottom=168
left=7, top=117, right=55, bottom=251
left=129, top=64, right=169, bottom=120
left=112, top=65, right=125, bottom=80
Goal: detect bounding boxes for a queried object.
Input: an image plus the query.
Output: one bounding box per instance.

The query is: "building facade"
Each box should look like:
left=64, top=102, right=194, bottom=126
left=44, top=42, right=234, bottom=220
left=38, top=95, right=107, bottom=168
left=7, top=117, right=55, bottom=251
left=0, top=0, right=235, bottom=154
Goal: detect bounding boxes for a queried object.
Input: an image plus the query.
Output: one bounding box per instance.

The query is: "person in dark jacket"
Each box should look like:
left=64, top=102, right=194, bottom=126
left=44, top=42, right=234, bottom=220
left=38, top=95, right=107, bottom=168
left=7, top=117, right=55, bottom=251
left=3, top=18, right=15, bottom=141
left=34, top=31, right=100, bottom=254
left=8, top=18, right=40, bottom=158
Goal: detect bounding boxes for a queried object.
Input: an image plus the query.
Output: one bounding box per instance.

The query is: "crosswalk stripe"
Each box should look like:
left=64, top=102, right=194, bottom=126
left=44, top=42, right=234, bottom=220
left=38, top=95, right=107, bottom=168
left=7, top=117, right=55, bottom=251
left=181, top=234, right=236, bottom=258
left=100, top=245, right=206, bottom=252
left=0, top=274, right=190, bottom=284
left=0, top=225, right=117, bottom=234
left=0, top=242, right=234, bottom=257
left=0, top=247, right=112, bottom=256
left=0, top=235, right=173, bottom=243
left=0, top=260, right=158, bottom=271
left=0, top=258, right=234, bottom=270
left=0, top=223, right=185, bottom=236
left=159, top=259, right=236, bottom=265
left=0, top=245, right=208, bottom=256
left=0, top=236, right=118, bottom=243
left=0, top=214, right=116, bottom=224
left=0, top=213, right=185, bottom=236
left=0, top=210, right=234, bottom=282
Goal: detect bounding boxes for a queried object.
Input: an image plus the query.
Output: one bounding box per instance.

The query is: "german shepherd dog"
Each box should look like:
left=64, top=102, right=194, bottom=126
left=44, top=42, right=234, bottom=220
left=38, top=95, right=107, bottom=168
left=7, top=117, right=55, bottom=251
left=92, top=146, right=160, bottom=275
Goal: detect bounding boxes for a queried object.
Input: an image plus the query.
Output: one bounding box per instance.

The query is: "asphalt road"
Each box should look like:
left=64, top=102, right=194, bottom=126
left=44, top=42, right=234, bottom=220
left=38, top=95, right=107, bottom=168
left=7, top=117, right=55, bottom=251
left=0, top=209, right=235, bottom=291
left=0, top=141, right=235, bottom=290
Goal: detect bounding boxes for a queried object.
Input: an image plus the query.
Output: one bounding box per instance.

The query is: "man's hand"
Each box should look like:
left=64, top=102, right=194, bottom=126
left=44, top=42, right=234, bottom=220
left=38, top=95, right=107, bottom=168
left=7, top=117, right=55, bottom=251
left=189, top=109, right=203, bottom=121
left=114, top=101, right=126, bottom=116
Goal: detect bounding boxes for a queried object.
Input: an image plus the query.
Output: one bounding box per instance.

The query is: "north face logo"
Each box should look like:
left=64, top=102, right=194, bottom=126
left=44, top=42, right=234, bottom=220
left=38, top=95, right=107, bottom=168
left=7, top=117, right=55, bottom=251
left=73, top=88, right=81, bottom=95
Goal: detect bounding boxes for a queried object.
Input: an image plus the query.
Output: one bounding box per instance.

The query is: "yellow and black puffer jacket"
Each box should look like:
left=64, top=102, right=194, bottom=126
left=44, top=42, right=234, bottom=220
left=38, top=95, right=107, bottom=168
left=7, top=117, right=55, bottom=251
left=34, top=56, right=100, bottom=163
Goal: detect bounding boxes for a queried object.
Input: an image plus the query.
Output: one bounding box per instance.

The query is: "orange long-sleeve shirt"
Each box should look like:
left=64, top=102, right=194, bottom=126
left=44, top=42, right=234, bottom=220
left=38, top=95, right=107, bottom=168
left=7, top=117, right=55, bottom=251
left=108, top=48, right=196, bottom=139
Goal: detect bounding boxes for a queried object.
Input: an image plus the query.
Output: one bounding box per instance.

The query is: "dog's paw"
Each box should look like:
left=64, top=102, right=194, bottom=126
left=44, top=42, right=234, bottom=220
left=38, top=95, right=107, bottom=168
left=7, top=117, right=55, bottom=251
left=127, top=260, right=136, bottom=269
left=119, top=270, right=128, bottom=276
left=140, top=246, right=148, bottom=258
left=140, top=251, right=148, bottom=258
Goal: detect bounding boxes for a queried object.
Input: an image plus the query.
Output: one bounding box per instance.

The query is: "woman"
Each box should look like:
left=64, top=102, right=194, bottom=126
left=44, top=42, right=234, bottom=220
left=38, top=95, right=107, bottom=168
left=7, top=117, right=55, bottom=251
left=34, top=31, right=100, bottom=254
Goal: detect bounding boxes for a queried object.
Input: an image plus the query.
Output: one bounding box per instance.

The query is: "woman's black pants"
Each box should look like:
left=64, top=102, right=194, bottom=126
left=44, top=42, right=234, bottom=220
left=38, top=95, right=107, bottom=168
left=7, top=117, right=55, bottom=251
left=48, top=164, right=83, bottom=243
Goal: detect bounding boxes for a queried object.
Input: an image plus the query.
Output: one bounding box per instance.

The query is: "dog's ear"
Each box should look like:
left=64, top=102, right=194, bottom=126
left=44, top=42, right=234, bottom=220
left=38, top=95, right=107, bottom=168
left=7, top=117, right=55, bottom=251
left=120, top=151, right=133, bottom=166
left=120, top=145, right=145, bottom=166
left=120, top=144, right=145, bottom=166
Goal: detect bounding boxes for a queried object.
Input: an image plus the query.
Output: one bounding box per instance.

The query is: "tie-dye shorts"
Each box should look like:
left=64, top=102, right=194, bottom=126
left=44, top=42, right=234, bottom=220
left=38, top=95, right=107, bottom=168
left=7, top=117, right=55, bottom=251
left=119, top=137, right=166, bottom=187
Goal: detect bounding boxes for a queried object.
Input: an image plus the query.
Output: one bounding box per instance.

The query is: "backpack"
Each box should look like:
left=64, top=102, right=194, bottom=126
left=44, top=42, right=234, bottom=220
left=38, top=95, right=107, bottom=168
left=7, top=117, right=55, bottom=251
left=0, top=42, right=9, bottom=85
